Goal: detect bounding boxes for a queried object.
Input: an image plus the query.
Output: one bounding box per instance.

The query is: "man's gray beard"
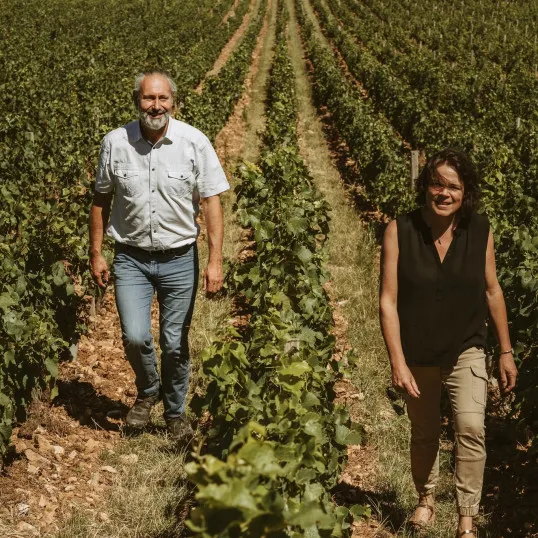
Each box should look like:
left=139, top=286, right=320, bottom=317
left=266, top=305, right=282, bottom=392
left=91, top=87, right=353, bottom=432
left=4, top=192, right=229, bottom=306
left=139, top=110, right=170, bottom=131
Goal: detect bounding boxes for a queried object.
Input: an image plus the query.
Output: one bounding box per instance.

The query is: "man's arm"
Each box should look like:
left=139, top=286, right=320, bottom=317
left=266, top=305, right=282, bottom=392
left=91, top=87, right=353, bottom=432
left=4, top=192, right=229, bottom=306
left=89, top=191, right=113, bottom=289
left=201, top=194, right=224, bottom=294
left=485, top=229, right=517, bottom=394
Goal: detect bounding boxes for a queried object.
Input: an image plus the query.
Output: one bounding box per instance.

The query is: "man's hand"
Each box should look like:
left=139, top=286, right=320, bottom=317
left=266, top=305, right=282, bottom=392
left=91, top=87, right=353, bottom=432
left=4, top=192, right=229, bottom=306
left=391, top=362, right=421, bottom=399
left=498, top=353, right=517, bottom=395
left=203, top=260, right=223, bottom=295
left=89, top=192, right=112, bottom=290
left=90, top=253, right=110, bottom=289
left=201, top=195, right=225, bottom=296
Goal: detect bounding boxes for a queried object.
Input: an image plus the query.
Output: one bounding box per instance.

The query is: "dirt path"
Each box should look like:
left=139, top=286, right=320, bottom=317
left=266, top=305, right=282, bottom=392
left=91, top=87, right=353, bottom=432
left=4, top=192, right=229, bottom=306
left=196, top=0, right=259, bottom=94
left=0, top=1, right=278, bottom=537
left=214, top=0, right=276, bottom=166
left=222, top=0, right=243, bottom=24
left=285, top=1, right=396, bottom=535
left=0, top=295, right=131, bottom=537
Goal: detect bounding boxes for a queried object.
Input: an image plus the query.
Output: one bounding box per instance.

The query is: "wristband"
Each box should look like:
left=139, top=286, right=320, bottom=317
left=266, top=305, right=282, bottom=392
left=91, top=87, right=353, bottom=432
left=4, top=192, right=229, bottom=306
left=499, top=348, right=513, bottom=356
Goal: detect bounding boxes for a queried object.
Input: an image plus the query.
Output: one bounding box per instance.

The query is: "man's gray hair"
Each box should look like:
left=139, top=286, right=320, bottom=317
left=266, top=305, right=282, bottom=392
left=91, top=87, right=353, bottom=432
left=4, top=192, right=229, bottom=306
left=133, top=70, right=177, bottom=107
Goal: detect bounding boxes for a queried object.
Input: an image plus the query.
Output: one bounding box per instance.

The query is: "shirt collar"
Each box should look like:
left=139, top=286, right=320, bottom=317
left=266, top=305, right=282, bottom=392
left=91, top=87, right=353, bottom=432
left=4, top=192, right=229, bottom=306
left=161, top=117, right=178, bottom=143
left=126, top=120, right=144, bottom=143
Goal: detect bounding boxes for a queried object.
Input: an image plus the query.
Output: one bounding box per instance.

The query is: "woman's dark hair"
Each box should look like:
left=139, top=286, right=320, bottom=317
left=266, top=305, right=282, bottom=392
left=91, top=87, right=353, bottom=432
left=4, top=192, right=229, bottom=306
left=416, top=148, right=481, bottom=217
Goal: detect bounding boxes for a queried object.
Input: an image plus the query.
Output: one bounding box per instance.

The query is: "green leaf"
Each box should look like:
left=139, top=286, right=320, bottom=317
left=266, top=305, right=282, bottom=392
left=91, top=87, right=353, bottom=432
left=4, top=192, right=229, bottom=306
left=350, top=504, right=371, bottom=519
left=278, top=361, right=311, bottom=377
left=44, top=358, right=58, bottom=379
left=0, top=393, right=13, bottom=408
left=237, top=441, right=283, bottom=476
left=0, top=293, right=17, bottom=312
left=294, top=245, right=313, bottom=264
left=3, top=351, right=15, bottom=367
left=287, top=217, right=308, bottom=235
left=286, top=501, right=334, bottom=529
left=304, top=418, right=323, bottom=440
left=0, top=424, right=12, bottom=444
left=199, top=480, right=260, bottom=513
left=303, top=391, right=321, bottom=408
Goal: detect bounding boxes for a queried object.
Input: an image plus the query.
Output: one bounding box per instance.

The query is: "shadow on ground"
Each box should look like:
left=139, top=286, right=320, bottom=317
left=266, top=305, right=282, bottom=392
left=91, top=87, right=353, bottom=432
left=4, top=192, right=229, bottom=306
left=333, top=481, right=407, bottom=535
left=481, top=417, right=537, bottom=538
left=54, top=379, right=129, bottom=431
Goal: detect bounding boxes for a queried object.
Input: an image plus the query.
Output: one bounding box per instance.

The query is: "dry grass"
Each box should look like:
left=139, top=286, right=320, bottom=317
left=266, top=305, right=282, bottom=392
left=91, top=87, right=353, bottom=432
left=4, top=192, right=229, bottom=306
left=54, top=435, right=191, bottom=538
left=51, top=4, right=279, bottom=537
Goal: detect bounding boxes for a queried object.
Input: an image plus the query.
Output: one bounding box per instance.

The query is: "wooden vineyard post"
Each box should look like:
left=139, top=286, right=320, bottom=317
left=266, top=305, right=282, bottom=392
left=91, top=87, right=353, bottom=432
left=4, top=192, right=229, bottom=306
left=89, top=296, right=97, bottom=317
left=69, top=338, right=79, bottom=361
left=411, top=150, right=420, bottom=188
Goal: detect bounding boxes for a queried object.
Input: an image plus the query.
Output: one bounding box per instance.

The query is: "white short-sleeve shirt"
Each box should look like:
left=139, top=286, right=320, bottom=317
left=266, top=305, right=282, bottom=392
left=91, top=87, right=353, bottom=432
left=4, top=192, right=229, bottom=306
left=95, top=118, right=229, bottom=250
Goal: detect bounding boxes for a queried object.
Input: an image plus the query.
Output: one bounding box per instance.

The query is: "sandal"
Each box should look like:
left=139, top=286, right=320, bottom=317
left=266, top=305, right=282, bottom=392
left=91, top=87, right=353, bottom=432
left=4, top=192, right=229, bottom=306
left=457, top=530, right=477, bottom=537
left=408, top=494, right=435, bottom=529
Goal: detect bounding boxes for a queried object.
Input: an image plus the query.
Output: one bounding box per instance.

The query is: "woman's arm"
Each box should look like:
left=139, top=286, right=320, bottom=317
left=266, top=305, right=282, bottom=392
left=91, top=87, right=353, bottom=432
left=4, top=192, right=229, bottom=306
left=485, top=229, right=518, bottom=394
left=380, top=220, right=420, bottom=398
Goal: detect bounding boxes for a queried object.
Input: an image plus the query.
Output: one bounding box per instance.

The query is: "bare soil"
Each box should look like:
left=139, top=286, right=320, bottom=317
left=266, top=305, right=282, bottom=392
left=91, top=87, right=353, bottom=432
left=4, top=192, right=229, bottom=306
left=329, top=296, right=396, bottom=538
left=196, top=0, right=258, bottom=94
left=0, top=2, right=275, bottom=536
left=0, top=294, right=135, bottom=536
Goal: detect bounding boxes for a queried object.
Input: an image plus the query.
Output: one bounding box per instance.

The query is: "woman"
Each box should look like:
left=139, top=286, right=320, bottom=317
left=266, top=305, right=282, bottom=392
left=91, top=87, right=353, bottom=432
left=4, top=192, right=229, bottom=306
left=379, top=148, right=518, bottom=537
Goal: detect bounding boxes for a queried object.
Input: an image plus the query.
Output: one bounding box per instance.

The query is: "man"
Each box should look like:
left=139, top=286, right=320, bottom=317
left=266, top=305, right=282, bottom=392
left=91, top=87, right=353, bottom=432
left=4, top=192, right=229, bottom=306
left=89, top=69, right=229, bottom=440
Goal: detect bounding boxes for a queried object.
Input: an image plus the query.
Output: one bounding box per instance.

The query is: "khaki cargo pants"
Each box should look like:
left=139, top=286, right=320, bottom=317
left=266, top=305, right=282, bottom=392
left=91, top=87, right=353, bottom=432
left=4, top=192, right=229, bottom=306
left=406, top=347, right=488, bottom=516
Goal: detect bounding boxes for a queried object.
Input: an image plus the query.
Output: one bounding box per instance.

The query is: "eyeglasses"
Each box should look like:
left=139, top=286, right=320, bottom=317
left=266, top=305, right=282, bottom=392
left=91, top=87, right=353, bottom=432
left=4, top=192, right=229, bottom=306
left=428, top=182, right=463, bottom=193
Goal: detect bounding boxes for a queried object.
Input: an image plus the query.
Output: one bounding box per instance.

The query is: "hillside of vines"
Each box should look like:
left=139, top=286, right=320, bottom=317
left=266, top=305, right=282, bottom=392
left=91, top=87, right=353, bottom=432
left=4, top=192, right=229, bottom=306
left=296, top=0, right=537, bottom=440
left=0, top=0, right=266, bottom=461
left=0, top=0, right=536, bottom=535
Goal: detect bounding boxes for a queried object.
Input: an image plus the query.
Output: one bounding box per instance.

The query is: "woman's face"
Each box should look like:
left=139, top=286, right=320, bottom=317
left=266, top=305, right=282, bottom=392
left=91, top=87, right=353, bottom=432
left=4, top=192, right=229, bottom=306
left=425, top=163, right=464, bottom=218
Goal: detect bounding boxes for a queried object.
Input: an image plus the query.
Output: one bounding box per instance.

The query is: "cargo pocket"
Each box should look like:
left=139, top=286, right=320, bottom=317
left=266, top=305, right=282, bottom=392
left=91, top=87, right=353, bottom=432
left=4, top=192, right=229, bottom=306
left=470, top=365, right=488, bottom=406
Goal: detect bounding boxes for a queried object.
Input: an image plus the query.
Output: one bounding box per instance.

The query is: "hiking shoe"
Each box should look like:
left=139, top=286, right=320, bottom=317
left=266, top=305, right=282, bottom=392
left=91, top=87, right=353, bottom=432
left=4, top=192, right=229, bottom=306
left=165, top=415, right=194, bottom=442
left=408, top=493, right=435, bottom=530
left=125, top=392, right=160, bottom=428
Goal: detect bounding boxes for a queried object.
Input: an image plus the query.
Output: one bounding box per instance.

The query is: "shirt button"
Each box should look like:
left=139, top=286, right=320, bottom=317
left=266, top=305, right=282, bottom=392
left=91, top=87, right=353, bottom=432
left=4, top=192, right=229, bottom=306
left=152, top=210, right=155, bottom=213
left=152, top=168, right=155, bottom=171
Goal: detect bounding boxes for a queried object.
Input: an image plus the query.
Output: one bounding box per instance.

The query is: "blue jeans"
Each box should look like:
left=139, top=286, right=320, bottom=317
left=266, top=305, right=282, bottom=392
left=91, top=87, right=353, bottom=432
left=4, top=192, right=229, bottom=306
left=113, top=243, right=198, bottom=418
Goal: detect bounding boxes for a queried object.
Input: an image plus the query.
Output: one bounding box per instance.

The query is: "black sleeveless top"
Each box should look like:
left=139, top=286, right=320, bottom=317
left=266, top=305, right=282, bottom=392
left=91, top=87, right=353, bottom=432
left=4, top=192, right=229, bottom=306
left=396, top=209, right=490, bottom=367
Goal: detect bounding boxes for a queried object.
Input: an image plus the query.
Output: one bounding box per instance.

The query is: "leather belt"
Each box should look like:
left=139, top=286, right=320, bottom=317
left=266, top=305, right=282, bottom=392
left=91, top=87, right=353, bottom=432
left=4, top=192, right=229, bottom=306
left=115, top=242, right=194, bottom=257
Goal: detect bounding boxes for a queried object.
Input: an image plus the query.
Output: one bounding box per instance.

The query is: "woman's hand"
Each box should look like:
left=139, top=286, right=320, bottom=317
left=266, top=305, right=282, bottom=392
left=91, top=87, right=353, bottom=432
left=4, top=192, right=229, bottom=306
left=380, top=221, right=421, bottom=398
left=498, top=353, right=517, bottom=394
left=391, top=362, right=421, bottom=399
left=485, top=230, right=517, bottom=396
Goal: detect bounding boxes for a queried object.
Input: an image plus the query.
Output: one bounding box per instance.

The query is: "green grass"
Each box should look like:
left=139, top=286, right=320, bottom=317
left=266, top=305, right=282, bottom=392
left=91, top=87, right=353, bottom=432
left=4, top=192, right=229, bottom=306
left=52, top=3, right=279, bottom=537
left=284, top=0, right=483, bottom=534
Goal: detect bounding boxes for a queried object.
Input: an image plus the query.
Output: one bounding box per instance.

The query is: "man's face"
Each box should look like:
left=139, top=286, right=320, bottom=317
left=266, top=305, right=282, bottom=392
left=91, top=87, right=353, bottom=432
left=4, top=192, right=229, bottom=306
left=138, top=74, right=174, bottom=131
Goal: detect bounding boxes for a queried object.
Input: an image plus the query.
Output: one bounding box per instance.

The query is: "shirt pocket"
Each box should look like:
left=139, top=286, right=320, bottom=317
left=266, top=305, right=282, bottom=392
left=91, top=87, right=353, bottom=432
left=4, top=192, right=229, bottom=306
left=113, top=167, right=140, bottom=198
left=167, top=167, right=194, bottom=198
